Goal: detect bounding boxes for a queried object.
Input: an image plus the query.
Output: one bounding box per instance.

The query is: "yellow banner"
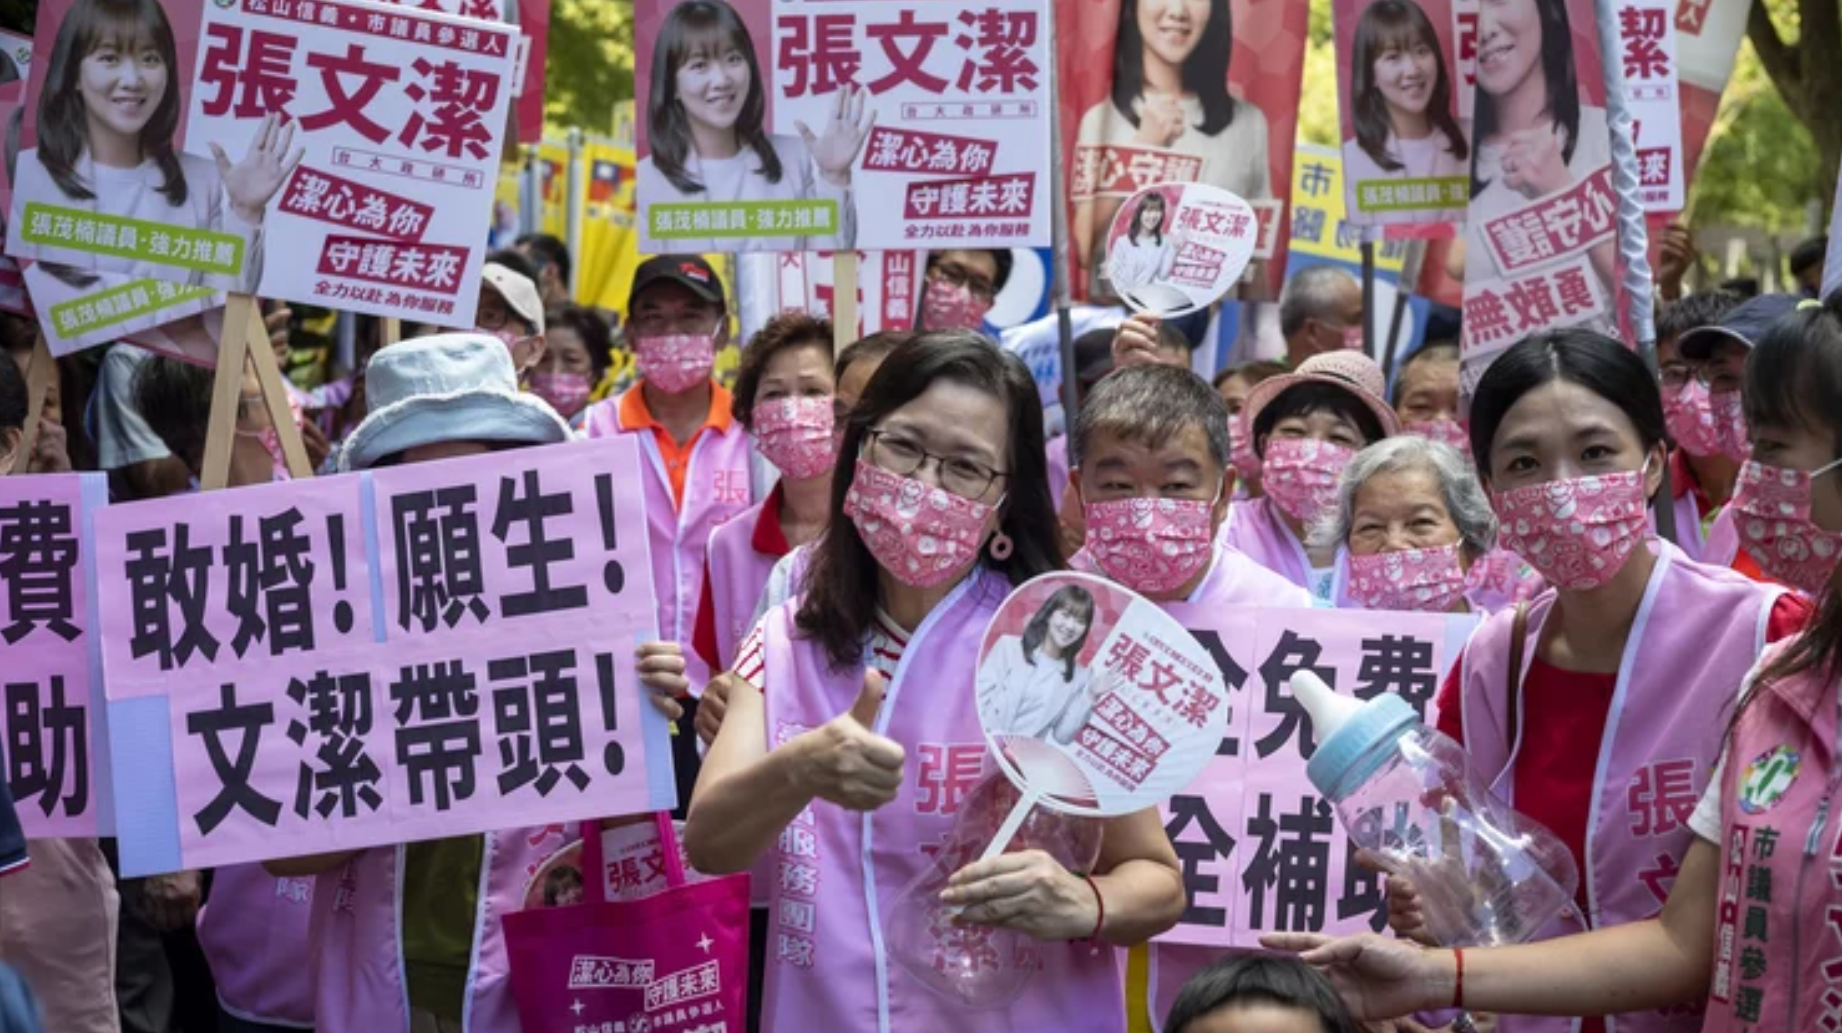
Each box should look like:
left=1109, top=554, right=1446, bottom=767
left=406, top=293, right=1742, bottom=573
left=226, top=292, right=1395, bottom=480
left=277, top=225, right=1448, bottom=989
left=1286, top=144, right=1407, bottom=274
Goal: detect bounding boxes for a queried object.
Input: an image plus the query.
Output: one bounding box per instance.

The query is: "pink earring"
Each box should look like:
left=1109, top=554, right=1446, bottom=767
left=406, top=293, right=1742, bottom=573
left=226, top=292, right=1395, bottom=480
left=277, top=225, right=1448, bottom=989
left=989, top=532, right=1014, bottom=561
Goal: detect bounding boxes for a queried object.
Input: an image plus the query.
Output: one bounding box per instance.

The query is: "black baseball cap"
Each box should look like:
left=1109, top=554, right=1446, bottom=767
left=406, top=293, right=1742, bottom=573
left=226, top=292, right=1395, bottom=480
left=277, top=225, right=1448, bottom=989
left=1679, top=293, right=1805, bottom=360
left=630, top=255, right=726, bottom=311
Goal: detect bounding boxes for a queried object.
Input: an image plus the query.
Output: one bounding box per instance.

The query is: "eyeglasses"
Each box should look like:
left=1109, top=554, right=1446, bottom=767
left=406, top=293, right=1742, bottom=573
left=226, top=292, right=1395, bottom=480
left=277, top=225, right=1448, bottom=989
left=1659, top=358, right=1744, bottom=394
left=926, top=261, right=997, bottom=304
left=865, top=428, right=1007, bottom=499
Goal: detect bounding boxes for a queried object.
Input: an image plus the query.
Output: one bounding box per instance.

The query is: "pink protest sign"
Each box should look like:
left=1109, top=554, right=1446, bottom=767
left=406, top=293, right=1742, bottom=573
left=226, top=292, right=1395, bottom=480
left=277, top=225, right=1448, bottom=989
left=93, top=438, right=674, bottom=877
left=0, top=473, right=112, bottom=838
left=1153, top=605, right=1477, bottom=948
left=1102, top=183, right=1259, bottom=317
left=975, top=573, right=1228, bottom=818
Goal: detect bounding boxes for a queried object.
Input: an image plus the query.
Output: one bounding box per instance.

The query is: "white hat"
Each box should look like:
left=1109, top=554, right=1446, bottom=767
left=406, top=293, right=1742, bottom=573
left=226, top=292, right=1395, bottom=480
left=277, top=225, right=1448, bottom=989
left=482, top=262, right=546, bottom=335
left=338, top=332, right=571, bottom=472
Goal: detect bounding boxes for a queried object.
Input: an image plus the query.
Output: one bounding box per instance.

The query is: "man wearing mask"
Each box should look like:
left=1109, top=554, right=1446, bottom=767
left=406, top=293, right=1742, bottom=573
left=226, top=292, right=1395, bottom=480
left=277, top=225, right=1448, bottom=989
left=584, top=255, right=754, bottom=803
left=1277, top=265, right=1363, bottom=366
left=919, top=249, right=1012, bottom=331
left=476, top=256, right=547, bottom=385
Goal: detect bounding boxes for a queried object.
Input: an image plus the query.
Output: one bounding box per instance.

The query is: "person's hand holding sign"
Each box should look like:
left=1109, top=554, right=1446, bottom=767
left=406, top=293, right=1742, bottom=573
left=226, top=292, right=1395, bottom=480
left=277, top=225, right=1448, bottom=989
left=794, top=670, right=905, bottom=810
left=941, top=850, right=1102, bottom=941
left=1111, top=313, right=1169, bottom=370
left=212, top=113, right=306, bottom=226
left=798, top=84, right=876, bottom=190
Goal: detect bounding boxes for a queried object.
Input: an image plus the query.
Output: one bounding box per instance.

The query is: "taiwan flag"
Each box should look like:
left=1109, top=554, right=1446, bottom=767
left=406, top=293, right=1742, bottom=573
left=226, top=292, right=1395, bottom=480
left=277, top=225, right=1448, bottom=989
left=589, top=161, right=625, bottom=205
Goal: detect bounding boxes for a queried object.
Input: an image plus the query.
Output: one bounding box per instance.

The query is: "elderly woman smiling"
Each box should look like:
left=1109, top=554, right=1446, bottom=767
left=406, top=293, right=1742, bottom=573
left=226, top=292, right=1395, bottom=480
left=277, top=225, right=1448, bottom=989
left=1314, top=435, right=1496, bottom=612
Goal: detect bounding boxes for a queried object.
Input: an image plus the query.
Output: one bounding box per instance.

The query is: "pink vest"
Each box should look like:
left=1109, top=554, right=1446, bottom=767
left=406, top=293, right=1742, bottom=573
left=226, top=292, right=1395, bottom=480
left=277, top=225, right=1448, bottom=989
left=308, top=828, right=569, bottom=1033
left=1706, top=641, right=1842, bottom=1032
left=705, top=497, right=780, bottom=672
left=1653, top=490, right=1707, bottom=562
left=1221, top=497, right=1350, bottom=606
left=1457, top=543, right=1782, bottom=1033
left=198, top=864, right=317, bottom=1027
left=1047, top=436, right=1071, bottom=516
left=586, top=390, right=754, bottom=689
left=758, top=568, right=1123, bottom=1032
left=1703, top=506, right=1743, bottom=571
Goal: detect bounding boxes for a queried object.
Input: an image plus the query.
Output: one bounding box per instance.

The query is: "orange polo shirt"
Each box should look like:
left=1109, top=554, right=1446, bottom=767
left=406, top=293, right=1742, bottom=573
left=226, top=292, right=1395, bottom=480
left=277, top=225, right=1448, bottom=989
left=617, top=382, right=735, bottom=509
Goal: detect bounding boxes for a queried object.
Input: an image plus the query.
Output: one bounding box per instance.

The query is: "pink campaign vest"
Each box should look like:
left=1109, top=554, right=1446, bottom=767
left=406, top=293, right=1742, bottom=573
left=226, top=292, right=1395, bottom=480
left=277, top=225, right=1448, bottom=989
left=1706, top=641, right=1842, bottom=1032
left=308, top=827, right=571, bottom=1033
left=1703, top=506, right=1743, bottom=571
left=757, top=568, right=1124, bottom=1032
left=1653, top=490, right=1707, bottom=563
left=1047, top=435, right=1071, bottom=516
left=1221, top=497, right=1351, bottom=606
left=586, top=390, right=754, bottom=688
left=198, top=864, right=317, bottom=1027
left=1456, top=543, right=1782, bottom=1033
left=705, top=498, right=780, bottom=672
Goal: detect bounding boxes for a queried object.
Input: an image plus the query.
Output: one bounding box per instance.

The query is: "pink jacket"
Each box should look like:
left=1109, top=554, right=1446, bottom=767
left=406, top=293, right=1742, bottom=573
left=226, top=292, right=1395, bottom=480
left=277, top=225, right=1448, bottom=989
left=1705, top=639, right=1842, bottom=1031
left=1221, top=497, right=1350, bottom=606
left=1456, top=543, right=1782, bottom=1033
left=198, top=864, right=316, bottom=1027
left=757, top=568, right=1123, bottom=1031
left=705, top=497, right=780, bottom=673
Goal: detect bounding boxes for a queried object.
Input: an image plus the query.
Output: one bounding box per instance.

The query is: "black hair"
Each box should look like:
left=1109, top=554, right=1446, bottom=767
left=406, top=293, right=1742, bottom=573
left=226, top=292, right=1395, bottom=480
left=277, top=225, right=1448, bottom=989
left=515, top=232, right=572, bottom=292
left=1126, top=192, right=1167, bottom=246
left=1163, top=954, right=1358, bottom=1033
left=132, top=355, right=214, bottom=472
left=1392, top=340, right=1459, bottom=404
left=836, top=330, right=909, bottom=381
left=797, top=331, right=1062, bottom=670
left=1111, top=0, right=1238, bottom=135
left=542, top=864, right=583, bottom=907
left=1469, top=0, right=1580, bottom=199
left=1075, top=364, right=1231, bottom=469
left=1467, top=329, right=1668, bottom=487
left=1350, top=0, right=1469, bottom=172
left=926, top=250, right=1015, bottom=295
left=1020, top=585, right=1095, bottom=681
left=1791, top=235, right=1829, bottom=280
left=1656, top=291, right=1743, bottom=346
left=732, top=312, right=832, bottom=430
left=487, top=248, right=540, bottom=284
left=544, top=304, right=614, bottom=376
left=1252, top=382, right=1388, bottom=457
left=647, top=0, right=782, bottom=195
left=1211, top=359, right=1288, bottom=391
left=0, top=350, right=25, bottom=436
left=38, top=0, right=186, bottom=205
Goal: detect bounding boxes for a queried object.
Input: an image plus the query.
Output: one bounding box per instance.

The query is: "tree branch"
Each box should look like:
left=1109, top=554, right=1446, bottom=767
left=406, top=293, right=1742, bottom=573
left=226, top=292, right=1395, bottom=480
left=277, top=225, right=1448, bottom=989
left=1747, top=0, right=1805, bottom=119
left=1800, top=0, right=1842, bottom=103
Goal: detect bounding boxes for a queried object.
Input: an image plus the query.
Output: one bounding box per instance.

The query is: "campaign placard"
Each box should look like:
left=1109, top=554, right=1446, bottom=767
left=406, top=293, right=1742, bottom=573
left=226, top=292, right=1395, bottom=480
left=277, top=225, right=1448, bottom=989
left=1617, top=0, right=1683, bottom=212
left=94, top=438, right=674, bottom=877
left=1103, top=183, right=1258, bottom=317
left=1332, top=0, right=1470, bottom=226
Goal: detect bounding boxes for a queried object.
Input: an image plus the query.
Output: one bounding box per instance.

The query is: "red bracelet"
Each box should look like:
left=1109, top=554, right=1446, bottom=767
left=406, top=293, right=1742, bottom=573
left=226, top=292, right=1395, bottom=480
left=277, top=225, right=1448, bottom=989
left=1452, top=948, right=1466, bottom=1010
left=1079, top=873, right=1105, bottom=942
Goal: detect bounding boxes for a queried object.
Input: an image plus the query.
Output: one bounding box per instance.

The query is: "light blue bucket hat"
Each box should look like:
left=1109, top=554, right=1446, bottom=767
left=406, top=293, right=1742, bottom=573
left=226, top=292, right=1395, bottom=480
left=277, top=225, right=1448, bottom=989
left=337, top=332, right=572, bottom=472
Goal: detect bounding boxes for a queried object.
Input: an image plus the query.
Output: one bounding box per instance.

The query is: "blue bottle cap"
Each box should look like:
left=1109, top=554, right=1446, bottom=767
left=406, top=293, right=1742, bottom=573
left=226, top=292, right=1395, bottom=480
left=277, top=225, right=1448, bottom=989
left=1304, top=693, right=1417, bottom=802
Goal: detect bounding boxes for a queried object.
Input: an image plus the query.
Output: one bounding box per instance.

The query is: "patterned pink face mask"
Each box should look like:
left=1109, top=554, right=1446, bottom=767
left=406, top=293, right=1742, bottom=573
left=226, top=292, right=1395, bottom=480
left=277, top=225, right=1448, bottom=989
left=1709, top=388, right=1751, bottom=463
left=1341, top=325, right=1365, bottom=351
left=634, top=333, right=716, bottom=394
left=844, top=459, right=997, bottom=588
left=753, top=397, right=837, bottom=480
left=1730, top=458, right=1842, bottom=595
left=1492, top=469, right=1650, bottom=591
left=920, top=281, right=993, bottom=332
left=1347, top=544, right=1469, bottom=612
left=1262, top=438, right=1356, bottom=525
left=1228, top=415, right=1262, bottom=486
left=1082, top=495, right=1217, bottom=595
left=529, top=371, right=592, bottom=418
left=1661, top=380, right=1726, bottom=458
left=1402, top=420, right=1472, bottom=463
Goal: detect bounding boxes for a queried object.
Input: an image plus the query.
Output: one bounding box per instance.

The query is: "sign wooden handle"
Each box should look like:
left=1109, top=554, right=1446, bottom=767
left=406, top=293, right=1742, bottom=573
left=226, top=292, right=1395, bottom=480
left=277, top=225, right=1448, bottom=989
left=831, top=251, right=859, bottom=356
left=244, top=304, right=315, bottom=480
left=9, top=335, right=52, bottom=474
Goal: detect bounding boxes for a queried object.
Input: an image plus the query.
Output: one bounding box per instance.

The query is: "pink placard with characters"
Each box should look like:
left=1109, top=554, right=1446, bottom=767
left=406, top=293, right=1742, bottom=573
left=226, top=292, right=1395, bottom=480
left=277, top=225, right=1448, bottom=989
left=1102, top=182, right=1259, bottom=317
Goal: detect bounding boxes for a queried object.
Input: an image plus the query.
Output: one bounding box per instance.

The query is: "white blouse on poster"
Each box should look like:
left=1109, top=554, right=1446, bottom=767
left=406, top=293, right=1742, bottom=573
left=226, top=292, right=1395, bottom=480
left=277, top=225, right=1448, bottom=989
left=976, top=635, right=1094, bottom=744
left=1107, top=233, right=1175, bottom=292
left=1341, top=131, right=1469, bottom=224
left=637, top=133, right=854, bottom=253
left=1075, top=95, right=1273, bottom=201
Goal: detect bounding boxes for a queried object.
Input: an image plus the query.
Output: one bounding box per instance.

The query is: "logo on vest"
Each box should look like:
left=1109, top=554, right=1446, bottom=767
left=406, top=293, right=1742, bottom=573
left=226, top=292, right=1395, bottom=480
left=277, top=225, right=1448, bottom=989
left=1738, top=745, right=1801, bottom=815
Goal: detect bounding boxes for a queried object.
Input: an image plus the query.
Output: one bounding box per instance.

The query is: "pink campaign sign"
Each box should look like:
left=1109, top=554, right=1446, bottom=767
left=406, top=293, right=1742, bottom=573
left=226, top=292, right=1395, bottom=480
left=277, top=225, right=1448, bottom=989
left=0, top=473, right=111, bottom=838
left=1154, top=605, right=1477, bottom=949
left=93, top=438, right=675, bottom=877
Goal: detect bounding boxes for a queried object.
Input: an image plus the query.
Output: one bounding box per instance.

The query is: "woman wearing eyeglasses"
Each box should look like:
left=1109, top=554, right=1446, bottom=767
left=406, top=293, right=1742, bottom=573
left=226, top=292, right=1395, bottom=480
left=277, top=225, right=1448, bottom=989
left=679, top=331, right=1186, bottom=1031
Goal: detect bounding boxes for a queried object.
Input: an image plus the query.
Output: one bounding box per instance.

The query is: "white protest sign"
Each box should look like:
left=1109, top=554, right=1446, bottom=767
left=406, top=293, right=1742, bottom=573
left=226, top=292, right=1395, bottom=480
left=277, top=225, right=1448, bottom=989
left=1102, top=183, right=1259, bottom=317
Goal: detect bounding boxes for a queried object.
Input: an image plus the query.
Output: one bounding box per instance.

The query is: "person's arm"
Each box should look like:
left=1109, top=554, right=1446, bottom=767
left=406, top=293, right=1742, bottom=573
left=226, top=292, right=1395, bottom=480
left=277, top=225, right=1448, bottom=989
left=1265, top=836, right=1719, bottom=1022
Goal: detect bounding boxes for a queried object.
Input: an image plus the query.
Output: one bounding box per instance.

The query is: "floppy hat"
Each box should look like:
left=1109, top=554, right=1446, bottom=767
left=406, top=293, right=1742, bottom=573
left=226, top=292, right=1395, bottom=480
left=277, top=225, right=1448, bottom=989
left=1241, top=350, right=1401, bottom=452
left=1678, top=293, right=1805, bottom=360
left=338, top=332, right=572, bottom=472
left=481, top=262, right=546, bottom=335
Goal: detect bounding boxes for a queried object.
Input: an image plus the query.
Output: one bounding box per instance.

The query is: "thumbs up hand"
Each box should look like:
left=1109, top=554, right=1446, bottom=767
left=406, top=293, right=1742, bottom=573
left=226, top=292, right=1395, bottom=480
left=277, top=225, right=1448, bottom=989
left=795, top=670, right=906, bottom=811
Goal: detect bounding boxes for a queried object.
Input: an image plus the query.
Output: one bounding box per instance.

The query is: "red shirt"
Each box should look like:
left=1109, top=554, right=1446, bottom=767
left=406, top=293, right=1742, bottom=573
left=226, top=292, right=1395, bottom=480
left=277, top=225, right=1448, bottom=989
left=689, top=485, right=791, bottom=675
left=1434, top=594, right=1810, bottom=1033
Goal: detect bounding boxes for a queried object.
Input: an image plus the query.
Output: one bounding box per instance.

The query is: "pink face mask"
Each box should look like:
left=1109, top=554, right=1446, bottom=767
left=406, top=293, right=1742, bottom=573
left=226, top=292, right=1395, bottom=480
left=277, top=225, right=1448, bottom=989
left=1730, top=458, right=1842, bottom=595
left=843, top=459, right=997, bottom=588
left=1347, top=544, right=1469, bottom=612
left=1402, top=420, right=1472, bottom=462
left=1710, top=389, right=1750, bottom=463
left=753, top=397, right=837, bottom=480
left=1262, top=437, right=1357, bottom=525
left=529, top=371, right=592, bottom=417
left=634, top=333, right=716, bottom=394
left=1082, top=495, right=1217, bottom=595
left=920, top=281, right=993, bottom=332
left=1228, top=415, right=1262, bottom=486
left=1341, top=325, right=1365, bottom=351
left=1661, top=380, right=1726, bottom=458
left=1492, top=469, right=1650, bottom=591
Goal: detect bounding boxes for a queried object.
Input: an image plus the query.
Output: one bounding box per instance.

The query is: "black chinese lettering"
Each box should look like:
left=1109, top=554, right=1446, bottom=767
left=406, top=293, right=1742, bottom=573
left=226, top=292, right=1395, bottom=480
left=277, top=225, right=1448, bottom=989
left=392, top=486, right=489, bottom=632
left=127, top=525, right=219, bottom=671
left=4, top=676, right=87, bottom=818
left=1354, top=635, right=1439, bottom=721
left=223, top=508, right=318, bottom=658
left=1338, top=809, right=1387, bottom=932
left=1187, top=628, right=1248, bottom=757
left=1243, top=793, right=1335, bottom=932
left=490, top=650, right=590, bottom=797
left=0, top=500, right=80, bottom=644
left=1254, top=630, right=1335, bottom=760
left=187, top=683, right=281, bottom=834
left=391, top=660, right=482, bottom=811
left=1164, top=795, right=1236, bottom=927
left=491, top=470, right=586, bottom=617
left=286, top=670, right=383, bottom=819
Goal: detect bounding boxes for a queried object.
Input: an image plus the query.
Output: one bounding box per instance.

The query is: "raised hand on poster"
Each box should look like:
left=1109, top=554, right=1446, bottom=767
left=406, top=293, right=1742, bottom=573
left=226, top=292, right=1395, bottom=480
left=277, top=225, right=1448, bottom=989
left=209, top=114, right=305, bottom=226
left=1134, top=93, right=1186, bottom=149
left=796, top=83, right=876, bottom=189
left=1497, top=125, right=1570, bottom=201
